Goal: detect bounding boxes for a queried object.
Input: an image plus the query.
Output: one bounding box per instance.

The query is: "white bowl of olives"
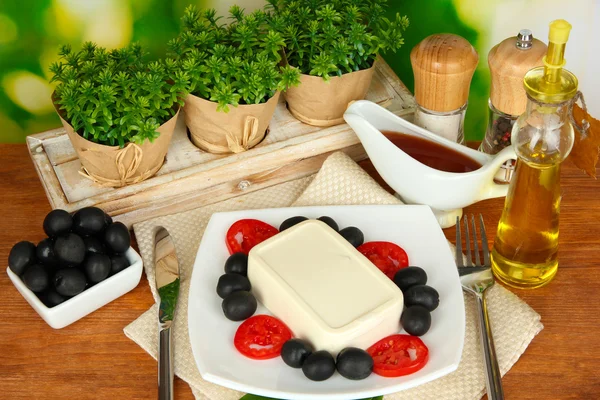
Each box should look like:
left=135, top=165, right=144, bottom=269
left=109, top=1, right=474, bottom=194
left=6, top=207, right=143, bottom=329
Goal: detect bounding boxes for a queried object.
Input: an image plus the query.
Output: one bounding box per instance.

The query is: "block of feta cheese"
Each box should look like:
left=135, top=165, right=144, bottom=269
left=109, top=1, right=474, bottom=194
left=248, top=219, right=403, bottom=355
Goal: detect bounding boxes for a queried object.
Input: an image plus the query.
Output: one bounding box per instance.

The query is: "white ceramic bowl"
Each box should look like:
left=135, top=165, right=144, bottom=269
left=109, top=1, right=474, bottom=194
left=6, top=247, right=143, bottom=329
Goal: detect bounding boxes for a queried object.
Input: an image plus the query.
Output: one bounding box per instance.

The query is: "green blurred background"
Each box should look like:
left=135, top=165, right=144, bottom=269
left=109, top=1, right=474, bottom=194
left=0, top=0, right=515, bottom=143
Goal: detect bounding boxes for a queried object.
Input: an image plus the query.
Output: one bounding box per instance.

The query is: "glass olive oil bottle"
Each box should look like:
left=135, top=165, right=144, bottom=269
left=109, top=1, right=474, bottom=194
left=491, top=20, right=578, bottom=289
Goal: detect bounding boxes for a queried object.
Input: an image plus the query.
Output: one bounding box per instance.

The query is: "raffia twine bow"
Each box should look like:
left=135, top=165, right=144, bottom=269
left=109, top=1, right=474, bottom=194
left=192, top=115, right=264, bottom=154
left=78, top=142, right=156, bottom=188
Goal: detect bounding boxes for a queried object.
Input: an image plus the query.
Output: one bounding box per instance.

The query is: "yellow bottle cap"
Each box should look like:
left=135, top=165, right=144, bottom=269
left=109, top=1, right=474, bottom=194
left=524, top=19, right=578, bottom=104
left=548, top=19, right=572, bottom=45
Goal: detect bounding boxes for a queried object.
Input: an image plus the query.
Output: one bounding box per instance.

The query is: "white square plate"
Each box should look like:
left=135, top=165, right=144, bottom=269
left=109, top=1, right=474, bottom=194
left=188, top=205, right=464, bottom=399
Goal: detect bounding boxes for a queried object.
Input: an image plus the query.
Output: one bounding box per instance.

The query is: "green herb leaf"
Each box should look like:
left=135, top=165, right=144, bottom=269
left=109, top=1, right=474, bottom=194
left=158, top=277, right=180, bottom=322
left=50, top=41, right=187, bottom=147
left=167, top=5, right=293, bottom=111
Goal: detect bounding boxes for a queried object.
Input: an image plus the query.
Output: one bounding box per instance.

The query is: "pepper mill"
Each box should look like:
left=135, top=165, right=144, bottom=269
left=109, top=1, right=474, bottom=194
left=480, top=29, right=547, bottom=182
left=410, top=33, right=479, bottom=143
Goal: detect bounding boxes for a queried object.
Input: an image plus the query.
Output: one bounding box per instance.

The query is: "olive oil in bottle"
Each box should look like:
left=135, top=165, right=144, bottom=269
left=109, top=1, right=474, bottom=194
left=491, top=20, right=578, bottom=289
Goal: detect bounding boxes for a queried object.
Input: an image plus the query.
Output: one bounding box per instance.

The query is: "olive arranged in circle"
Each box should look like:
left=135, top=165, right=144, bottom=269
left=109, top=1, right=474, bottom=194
left=22, top=264, right=49, bottom=293
left=84, top=236, right=106, bottom=254
left=43, top=209, right=73, bottom=237
left=336, top=347, right=374, bottom=380
left=104, top=222, right=131, bottom=254
left=280, top=216, right=308, bottom=231
left=54, top=268, right=87, bottom=297
left=281, top=339, right=313, bottom=369
left=216, top=273, right=251, bottom=299
left=110, top=254, right=130, bottom=275
left=73, top=207, right=108, bottom=236
left=302, top=350, right=336, bottom=381
left=83, top=253, right=112, bottom=283
left=43, top=289, right=67, bottom=308
left=222, top=291, right=257, bottom=321
left=393, top=266, right=428, bottom=292
left=317, top=216, right=339, bottom=232
left=338, top=227, right=364, bottom=247
left=8, top=241, right=37, bottom=275
left=54, top=233, right=86, bottom=267
left=224, top=252, right=248, bottom=276
left=36, top=238, right=58, bottom=267
left=401, top=305, right=431, bottom=336
left=404, top=284, right=439, bottom=311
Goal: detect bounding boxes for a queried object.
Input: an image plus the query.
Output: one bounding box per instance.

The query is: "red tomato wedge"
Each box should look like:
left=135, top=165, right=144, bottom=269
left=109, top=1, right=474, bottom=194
left=234, top=315, right=293, bottom=360
left=357, top=241, right=409, bottom=279
left=366, top=334, right=429, bottom=377
left=226, top=219, right=279, bottom=255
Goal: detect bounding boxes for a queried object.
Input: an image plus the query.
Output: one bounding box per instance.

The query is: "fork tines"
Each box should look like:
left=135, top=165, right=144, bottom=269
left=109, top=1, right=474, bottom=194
left=455, top=214, right=490, bottom=268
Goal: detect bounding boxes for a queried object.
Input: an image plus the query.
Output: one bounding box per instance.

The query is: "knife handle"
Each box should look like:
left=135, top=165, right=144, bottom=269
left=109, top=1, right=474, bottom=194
left=158, top=326, right=173, bottom=400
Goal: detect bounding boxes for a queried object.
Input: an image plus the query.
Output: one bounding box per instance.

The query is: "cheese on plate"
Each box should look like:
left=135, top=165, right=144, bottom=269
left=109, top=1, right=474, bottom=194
left=248, top=219, right=403, bottom=355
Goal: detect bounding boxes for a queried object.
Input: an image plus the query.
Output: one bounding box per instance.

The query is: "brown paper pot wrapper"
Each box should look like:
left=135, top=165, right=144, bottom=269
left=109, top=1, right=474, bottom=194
left=57, top=107, right=179, bottom=188
left=284, top=66, right=375, bottom=127
left=184, top=91, right=280, bottom=154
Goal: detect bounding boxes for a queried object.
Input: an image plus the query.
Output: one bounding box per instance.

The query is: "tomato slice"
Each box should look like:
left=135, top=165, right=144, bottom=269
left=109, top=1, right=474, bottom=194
left=366, top=334, right=429, bottom=377
left=357, top=241, right=409, bottom=279
left=234, top=315, right=293, bottom=360
left=226, top=219, right=279, bottom=255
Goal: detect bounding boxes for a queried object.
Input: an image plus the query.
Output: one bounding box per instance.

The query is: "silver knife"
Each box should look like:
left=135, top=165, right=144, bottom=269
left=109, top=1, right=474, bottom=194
left=155, top=227, right=180, bottom=400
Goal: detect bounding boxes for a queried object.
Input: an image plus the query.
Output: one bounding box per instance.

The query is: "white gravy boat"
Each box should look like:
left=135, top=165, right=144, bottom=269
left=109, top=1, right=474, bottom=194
left=344, top=101, right=516, bottom=227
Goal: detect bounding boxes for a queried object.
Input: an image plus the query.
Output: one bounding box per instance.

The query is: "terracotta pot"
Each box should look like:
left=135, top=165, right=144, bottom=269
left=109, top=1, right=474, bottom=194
left=284, top=65, right=375, bottom=127
left=184, top=91, right=280, bottom=154
left=55, top=104, right=179, bottom=188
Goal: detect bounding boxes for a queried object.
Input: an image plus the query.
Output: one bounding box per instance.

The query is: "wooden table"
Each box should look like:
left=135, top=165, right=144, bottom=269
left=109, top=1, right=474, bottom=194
left=1, top=143, right=599, bottom=400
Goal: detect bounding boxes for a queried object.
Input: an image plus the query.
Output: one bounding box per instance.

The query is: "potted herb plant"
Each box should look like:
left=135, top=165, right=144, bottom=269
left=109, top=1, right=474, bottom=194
left=169, top=6, right=300, bottom=154
left=267, top=0, right=409, bottom=126
left=49, top=42, right=188, bottom=187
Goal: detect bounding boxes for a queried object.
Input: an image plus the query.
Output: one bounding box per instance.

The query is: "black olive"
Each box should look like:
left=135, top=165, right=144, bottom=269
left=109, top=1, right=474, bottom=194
left=73, top=207, right=108, bottom=236
left=221, top=291, right=257, bottom=321
left=280, top=216, right=308, bottom=231
left=54, top=233, right=86, bottom=266
left=393, top=267, right=428, bottom=292
left=8, top=241, right=37, bottom=275
left=54, top=268, right=87, bottom=297
left=317, top=216, right=339, bottom=232
left=105, top=213, right=113, bottom=225
left=338, top=227, right=364, bottom=247
left=401, top=305, right=431, bottom=336
left=224, top=252, right=248, bottom=276
left=22, top=264, right=49, bottom=293
left=336, top=347, right=373, bottom=380
left=404, top=284, right=440, bottom=311
left=110, top=254, right=130, bottom=275
left=43, top=209, right=73, bottom=237
left=281, top=339, right=313, bottom=368
left=42, top=289, right=67, bottom=308
left=302, top=350, right=336, bottom=381
left=217, top=273, right=251, bottom=299
left=36, top=238, right=58, bottom=267
left=104, top=222, right=131, bottom=254
left=84, top=236, right=106, bottom=254
left=83, top=253, right=111, bottom=283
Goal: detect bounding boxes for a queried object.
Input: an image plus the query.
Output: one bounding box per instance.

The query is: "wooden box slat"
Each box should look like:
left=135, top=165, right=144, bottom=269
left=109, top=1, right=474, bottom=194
left=27, top=59, right=415, bottom=227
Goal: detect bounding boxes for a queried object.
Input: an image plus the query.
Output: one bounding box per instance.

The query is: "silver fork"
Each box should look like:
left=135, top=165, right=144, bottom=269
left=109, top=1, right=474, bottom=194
left=456, top=215, right=504, bottom=400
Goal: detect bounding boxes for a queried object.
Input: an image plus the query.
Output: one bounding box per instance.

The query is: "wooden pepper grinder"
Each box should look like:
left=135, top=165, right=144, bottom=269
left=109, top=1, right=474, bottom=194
left=410, top=33, right=479, bottom=143
left=480, top=29, right=547, bottom=182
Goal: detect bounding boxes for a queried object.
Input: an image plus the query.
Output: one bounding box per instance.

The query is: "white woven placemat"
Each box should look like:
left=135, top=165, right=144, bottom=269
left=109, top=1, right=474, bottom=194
left=124, top=152, right=543, bottom=400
